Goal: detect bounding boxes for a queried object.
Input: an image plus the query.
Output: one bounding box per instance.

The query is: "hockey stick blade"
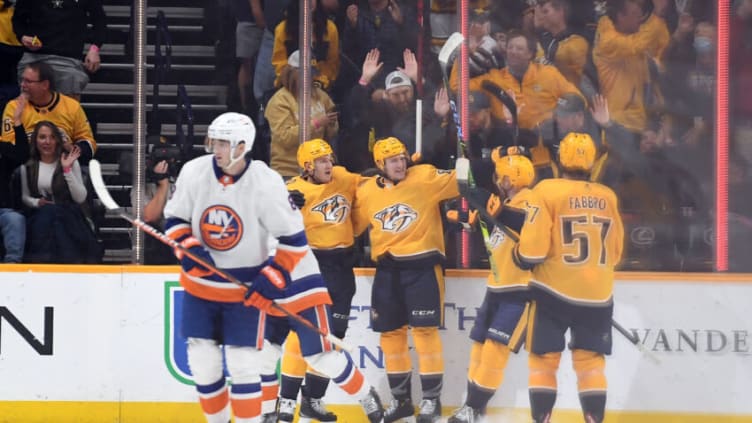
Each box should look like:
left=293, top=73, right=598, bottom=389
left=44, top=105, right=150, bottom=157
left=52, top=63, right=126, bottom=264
left=88, top=160, right=354, bottom=352
left=89, top=160, right=121, bottom=210
left=438, top=32, right=464, bottom=72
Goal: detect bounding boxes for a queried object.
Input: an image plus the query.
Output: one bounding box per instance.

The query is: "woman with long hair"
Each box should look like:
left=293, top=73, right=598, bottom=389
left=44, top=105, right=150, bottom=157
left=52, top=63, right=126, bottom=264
left=20, top=120, right=100, bottom=263
left=265, top=51, right=339, bottom=180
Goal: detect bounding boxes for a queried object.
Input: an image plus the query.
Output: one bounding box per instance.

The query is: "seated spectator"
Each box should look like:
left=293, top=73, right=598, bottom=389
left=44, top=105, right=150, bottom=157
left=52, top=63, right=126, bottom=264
left=266, top=50, right=338, bottom=179
left=1, top=61, right=96, bottom=164
left=593, top=0, right=669, bottom=132
left=455, top=30, right=582, bottom=130
left=19, top=120, right=100, bottom=263
left=12, top=0, right=106, bottom=99
left=731, top=0, right=752, bottom=164
left=272, top=0, right=340, bottom=90
left=0, top=92, right=30, bottom=263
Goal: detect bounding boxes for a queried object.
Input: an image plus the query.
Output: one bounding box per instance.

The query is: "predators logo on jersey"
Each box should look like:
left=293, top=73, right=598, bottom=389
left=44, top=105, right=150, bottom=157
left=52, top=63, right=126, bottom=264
left=311, top=194, right=350, bottom=223
left=199, top=205, right=243, bottom=251
left=374, top=203, right=418, bottom=233
left=487, top=226, right=506, bottom=249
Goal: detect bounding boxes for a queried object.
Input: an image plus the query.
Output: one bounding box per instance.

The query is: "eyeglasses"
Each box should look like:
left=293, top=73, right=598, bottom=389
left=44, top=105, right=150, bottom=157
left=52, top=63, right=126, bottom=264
left=21, top=78, right=42, bottom=84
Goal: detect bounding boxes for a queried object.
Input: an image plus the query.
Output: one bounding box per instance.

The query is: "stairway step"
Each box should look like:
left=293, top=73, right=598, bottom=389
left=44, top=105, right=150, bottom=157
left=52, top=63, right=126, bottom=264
left=104, top=6, right=204, bottom=20
left=84, top=82, right=226, bottom=99
left=100, top=44, right=215, bottom=57
left=84, top=102, right=225, bottom=111
left=97, top=122, right=209, bottom=136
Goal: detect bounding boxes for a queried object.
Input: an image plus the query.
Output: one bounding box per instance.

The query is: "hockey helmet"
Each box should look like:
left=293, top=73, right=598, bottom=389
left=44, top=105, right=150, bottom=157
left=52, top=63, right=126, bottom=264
left=493, top=148, right=535, bottom=190
left=373, top=137, right=407, bottom=170
left=558, top=132, right=596, bottom=172
left=297, top=139, right=334, bottom=170
left=206, top=112, right=255, bottom=149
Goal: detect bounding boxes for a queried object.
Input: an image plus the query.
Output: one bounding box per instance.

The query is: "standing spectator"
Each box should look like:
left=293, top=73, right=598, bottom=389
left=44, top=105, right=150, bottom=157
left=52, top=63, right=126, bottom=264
left=536, top=0, right=591, bottom=91
left=130, top=157, right=177, bottom=265
left=343, top=0, right=417, bottom=88
left=265, top=50, right=338, bottom=179
left=12, top=0, right=106, bottom=100
left=1, top=61, right=96, bottom=163
left=0, top=92, right=29, bottom=263
left=0, top=0, right=22, bottom=109
left=592, top=0, right=669, bottom=132
left=341, top=48, right=447, bottom=171
left=233, top=0, right=265, bottom=115
left=253, top=0, right=291, bottom=106
left=272, top=0, right=340, bottom=90
left=456, top=31, right=582, bottom=130
left=20, top=120, right=100, bottom=263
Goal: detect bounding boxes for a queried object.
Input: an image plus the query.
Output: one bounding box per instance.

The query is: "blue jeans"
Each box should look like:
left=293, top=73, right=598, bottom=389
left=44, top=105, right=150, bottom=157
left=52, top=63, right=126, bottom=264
left=0, top=208, right=25, bottom=263
left=253, top=29, right=276, bottom=104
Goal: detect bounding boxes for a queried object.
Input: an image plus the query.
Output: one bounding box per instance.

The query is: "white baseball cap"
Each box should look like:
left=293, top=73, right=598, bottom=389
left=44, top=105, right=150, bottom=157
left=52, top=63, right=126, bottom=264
left=385, top=70, right=413, bottom=91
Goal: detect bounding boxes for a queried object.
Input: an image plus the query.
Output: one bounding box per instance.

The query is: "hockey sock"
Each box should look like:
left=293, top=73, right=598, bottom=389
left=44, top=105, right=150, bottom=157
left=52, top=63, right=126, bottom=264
left=465, top=381, right=495, bottom=411
left=280, top=374, right=304, bottom=401
left=230, top=381, right=262, bottom=423
left=280, top=331, right=307, bottom=399
left=467, top=341, right=483, bottom=381
left=528, top=352, right=561, bottom=423
left=381, top=326, right=412, bottom=399
left=260, top=373, right=279, bottom=415
left=467, top=339, right=511, bottom=402
left=195, top=378, right=231, bottom=423
left=302, top=372, right=330, bottom=399
left=573, top=349, right=607, bottom=423
left=412, top=326, right=444, bottom=399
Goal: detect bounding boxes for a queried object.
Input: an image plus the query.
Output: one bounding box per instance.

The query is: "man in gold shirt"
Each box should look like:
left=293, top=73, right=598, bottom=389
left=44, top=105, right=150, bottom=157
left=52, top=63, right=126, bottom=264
left=514, top=132, right=624, bottom=423
left=273, top=139, right=361, bottom=423
left=454, top=30, right=582, bottom=130
left=353, top=137, right=459, bottom=423
left=593, top=0, right=669, bottom=132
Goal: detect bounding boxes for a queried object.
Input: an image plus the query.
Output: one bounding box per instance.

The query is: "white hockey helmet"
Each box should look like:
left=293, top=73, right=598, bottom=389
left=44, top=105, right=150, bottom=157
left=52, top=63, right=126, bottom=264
left=205, top=112, right=256, bottom=168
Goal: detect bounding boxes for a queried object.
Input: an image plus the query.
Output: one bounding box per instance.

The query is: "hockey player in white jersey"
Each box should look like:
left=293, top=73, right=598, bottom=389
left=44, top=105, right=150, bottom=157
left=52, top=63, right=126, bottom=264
left=163, top=112, right=385, bottom=423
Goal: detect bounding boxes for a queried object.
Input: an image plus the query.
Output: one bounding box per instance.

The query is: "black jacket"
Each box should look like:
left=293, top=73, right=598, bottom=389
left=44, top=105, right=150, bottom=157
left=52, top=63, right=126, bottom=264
left=0, top=124, right=30, bottom=208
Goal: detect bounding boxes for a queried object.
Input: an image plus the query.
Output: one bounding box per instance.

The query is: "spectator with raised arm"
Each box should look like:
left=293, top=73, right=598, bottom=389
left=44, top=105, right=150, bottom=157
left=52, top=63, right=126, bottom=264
left=1, top=61, right=96, bottom=163
left=20, top=120, right=100, bottom=263
left=12, top=0, right=106, bottom=100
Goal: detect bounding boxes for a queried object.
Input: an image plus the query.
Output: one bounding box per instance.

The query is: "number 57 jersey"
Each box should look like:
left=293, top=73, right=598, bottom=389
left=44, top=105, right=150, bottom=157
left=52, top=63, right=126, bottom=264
left=516, top=178, right=625, bottom=305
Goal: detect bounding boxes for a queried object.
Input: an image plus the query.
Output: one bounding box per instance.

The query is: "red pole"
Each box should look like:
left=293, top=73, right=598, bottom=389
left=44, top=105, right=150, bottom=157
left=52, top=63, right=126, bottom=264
left=459, top=0, right=470, bottom=268
left=715, top=0, right=729, bottom=271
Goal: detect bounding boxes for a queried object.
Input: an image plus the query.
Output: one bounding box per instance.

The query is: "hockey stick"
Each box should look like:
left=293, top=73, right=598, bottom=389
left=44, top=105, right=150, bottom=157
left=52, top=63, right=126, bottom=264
left=88, top=160, right=353, bottom=352
left=611, top=318, right=661, bottom=364
left=480, top=80, right=519, bottom=145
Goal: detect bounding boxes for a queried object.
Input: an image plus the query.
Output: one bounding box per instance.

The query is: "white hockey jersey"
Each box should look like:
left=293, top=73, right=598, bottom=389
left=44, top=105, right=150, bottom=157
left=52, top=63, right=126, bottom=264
left=164, top=155, right=331, bottom=314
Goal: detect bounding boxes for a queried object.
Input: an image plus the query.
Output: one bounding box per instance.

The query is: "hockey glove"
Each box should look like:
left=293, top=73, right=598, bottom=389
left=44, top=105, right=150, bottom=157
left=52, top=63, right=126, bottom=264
left=244, top=291, right=274, bottom=313
left=243, top=261, right=291, bottom=308
left=288, top=190, right=306, bottom=208
left=175, top=236, right=216, bottom=278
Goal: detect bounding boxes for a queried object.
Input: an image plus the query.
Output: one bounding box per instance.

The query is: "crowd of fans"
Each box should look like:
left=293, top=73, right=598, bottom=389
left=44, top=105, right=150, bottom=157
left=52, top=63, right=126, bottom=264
left=0, top=0, right=750, bottom=271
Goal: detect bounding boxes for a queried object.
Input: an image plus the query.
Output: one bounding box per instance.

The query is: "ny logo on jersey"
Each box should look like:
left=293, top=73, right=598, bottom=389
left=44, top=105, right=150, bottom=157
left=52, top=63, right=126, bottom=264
left=199, top=205, right=243, bottom=251
left=311, top=194, right=350, bottom=223
left=488, top=226, right=506, bottom=249
left=374, top=203, right=418, bottom=233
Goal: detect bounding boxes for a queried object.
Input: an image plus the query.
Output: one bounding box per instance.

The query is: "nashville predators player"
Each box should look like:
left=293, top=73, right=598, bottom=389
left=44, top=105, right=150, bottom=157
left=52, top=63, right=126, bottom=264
left=514, top=132, right=624, bottom=423
left=273, top=139, right=361, bottom=422
left=448, top=149, right=545, bottom=423
left=352, top=137, right=460, bottom=423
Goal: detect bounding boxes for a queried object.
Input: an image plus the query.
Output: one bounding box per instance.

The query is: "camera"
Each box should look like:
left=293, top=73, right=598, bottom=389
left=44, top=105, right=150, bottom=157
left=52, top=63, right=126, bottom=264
left=146, top=135, right=184, bottom=182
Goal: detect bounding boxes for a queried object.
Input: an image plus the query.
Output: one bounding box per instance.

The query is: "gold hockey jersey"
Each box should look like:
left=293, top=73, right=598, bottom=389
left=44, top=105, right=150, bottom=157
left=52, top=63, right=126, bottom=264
left=353, top=164, right=459, bottom=262
left=286, top=166, right=360, bottom=250
left=516, top=178, right=624, bottom=304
